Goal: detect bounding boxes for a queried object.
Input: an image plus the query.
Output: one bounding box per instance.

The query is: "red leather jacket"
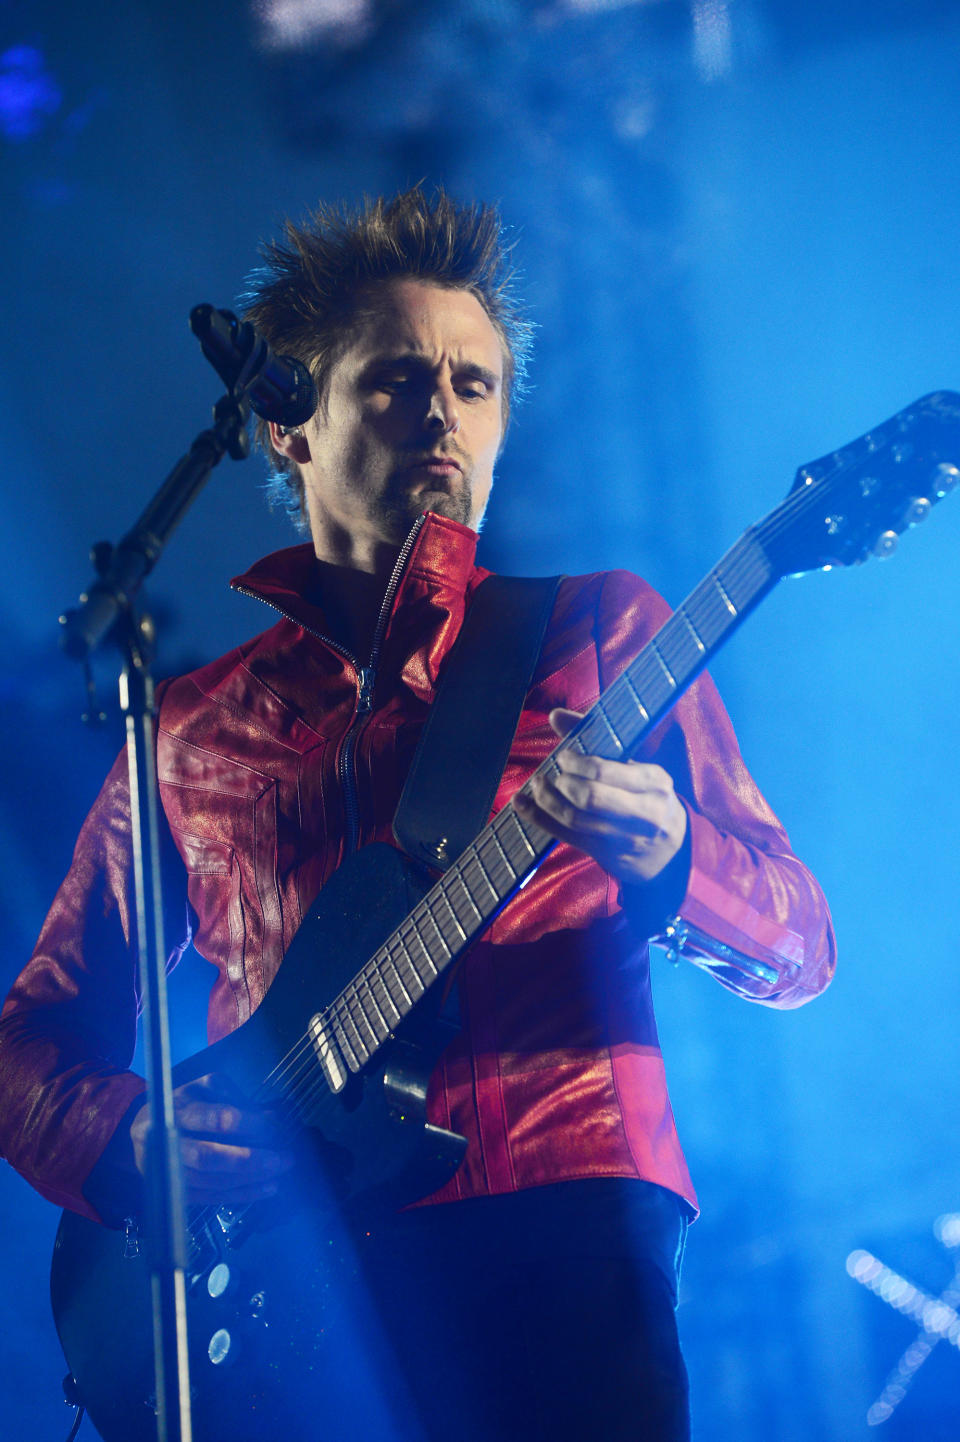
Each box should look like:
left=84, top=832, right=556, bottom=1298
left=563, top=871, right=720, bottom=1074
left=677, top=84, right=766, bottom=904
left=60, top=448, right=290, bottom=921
left=0, top=514, right=835, bottom=1223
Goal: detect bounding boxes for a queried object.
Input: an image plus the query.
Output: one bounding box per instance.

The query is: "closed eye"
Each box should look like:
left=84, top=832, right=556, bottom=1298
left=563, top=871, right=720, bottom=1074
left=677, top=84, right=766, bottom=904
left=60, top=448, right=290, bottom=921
left=374, top=371, right=417, bottom=394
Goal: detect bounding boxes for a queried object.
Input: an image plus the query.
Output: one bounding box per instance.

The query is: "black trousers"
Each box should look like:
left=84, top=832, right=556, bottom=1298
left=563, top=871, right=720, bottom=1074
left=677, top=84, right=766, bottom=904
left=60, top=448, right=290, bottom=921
left=353, top=1179, right=692, bottom=1442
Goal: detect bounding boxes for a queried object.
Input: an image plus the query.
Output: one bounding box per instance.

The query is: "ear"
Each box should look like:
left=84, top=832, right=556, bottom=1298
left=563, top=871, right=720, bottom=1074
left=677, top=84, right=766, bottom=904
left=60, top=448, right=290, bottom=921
left=268, top=421, right=312, bottom=465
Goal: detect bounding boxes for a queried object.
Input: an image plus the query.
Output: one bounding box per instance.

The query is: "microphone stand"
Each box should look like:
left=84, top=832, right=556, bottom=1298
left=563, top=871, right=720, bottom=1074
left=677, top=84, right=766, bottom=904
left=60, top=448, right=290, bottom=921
left=59, top=313, right=307, bottom=1442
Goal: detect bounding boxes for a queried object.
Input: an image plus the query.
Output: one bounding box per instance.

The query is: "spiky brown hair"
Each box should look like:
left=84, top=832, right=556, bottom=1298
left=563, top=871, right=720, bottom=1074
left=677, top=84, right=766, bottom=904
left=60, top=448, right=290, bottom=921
left=240, top=186, right=532, bottom=523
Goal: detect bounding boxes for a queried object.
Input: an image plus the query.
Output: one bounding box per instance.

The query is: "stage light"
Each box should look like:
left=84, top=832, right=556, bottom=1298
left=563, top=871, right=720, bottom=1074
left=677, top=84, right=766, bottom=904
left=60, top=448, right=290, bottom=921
left=934, top=1211, right=960, bottom=1248
left=0, top=45, right=61, bottom=141
left=254, top=0, right=373, bottom=51
left=692, top=0, right=732, bottom=80
left=847, top=1222, right=960, bottom=1425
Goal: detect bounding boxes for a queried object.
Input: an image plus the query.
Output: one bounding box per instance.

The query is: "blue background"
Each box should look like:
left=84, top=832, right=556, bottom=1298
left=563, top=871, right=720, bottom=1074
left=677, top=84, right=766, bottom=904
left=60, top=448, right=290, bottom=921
left=2, top=2, right=960, bottom=1436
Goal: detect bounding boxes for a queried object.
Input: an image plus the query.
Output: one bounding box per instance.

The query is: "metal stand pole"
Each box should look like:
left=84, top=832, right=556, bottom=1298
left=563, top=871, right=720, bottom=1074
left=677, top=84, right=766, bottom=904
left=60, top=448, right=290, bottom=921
left=120, top=612, right=193, bottom=1442
left=58, top=304, right=315, bottom=1440
left=61, top=393, right=253, bottom=1442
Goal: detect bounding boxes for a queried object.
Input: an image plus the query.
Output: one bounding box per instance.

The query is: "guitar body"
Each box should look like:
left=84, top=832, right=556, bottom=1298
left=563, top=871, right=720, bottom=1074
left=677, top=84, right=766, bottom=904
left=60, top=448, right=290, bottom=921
left=50, top=842, right=467, bottom=1442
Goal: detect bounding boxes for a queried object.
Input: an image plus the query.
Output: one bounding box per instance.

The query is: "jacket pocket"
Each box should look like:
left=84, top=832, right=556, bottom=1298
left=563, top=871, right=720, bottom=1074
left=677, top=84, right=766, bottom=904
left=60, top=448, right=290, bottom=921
left=158, top=734, right=282, bottom=1028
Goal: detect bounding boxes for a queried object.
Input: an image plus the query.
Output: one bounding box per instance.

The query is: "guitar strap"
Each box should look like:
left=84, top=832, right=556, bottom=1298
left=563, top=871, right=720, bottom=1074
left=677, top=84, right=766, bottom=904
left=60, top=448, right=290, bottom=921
left=392, top=572, right=561, bottom=873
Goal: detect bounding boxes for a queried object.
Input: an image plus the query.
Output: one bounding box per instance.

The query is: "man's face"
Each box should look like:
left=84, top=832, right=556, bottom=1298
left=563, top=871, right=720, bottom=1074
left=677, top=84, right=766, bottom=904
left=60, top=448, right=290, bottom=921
left=291, top=278, right=505, bottom=564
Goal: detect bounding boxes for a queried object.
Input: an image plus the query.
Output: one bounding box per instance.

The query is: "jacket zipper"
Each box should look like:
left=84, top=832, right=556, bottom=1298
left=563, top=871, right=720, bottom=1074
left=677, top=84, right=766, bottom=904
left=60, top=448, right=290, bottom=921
left=338, top=515, right=425, bottom=854
left=234, top=514, right=427, bottom=858
left=661, top=915, right=779, bottom=985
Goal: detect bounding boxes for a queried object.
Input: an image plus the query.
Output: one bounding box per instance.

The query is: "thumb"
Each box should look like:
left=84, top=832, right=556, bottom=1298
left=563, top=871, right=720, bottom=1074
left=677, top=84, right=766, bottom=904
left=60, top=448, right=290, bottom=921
left=548, top=706, right=585, bottom=739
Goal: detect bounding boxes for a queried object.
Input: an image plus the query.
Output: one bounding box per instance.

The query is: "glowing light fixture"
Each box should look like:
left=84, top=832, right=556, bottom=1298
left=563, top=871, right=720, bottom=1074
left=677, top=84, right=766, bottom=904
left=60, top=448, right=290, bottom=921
left=846, top=1216, right=960, bottom=1425
left=255, top=0, right=373, bottom=50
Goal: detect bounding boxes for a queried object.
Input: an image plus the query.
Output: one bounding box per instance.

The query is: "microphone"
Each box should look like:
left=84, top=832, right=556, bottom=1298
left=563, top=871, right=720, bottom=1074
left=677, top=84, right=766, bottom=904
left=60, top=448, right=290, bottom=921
left=190, top=304, right=317, bottom=427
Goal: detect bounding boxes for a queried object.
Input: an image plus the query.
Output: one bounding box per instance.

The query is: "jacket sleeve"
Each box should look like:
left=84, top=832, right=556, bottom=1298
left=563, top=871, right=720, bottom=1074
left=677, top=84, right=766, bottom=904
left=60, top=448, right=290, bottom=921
left=596, top=569, right=836, bottom=1010
left=0, top=748, right=191, bottom=1222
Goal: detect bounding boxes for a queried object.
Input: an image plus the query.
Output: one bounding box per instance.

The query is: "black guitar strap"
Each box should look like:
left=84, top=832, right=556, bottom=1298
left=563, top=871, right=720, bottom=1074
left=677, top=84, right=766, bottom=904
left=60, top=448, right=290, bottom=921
left=392, top=572, right=561, bottom=873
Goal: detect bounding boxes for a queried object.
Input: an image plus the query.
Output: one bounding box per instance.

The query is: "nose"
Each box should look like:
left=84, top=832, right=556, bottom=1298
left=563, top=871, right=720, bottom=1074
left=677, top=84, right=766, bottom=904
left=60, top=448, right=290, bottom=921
left=424, top=382, right=460, bottom=435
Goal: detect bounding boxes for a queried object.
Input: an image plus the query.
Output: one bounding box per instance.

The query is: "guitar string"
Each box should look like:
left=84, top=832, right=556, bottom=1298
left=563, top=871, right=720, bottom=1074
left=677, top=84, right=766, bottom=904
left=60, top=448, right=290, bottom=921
left=182, top=421, right=935, bottom=1252
left=263, top=829, right=509, bottom=1068
left=261, top=522, right=762, bottom=1093
left=259, top=787, right=544, bottom=1087
left=262, top=499, right=782, bottom=1081
left=205, top=425, right=930, bottom=1150
left=253, top=571, right=772, bottom=1107
left=256, top=831, right=521, bottom=1106
left=181, top=528, right=780, bottom=1251
left=236, top=448, right=866, bottom=1111
left=249, top=541, right=776, bottom=1115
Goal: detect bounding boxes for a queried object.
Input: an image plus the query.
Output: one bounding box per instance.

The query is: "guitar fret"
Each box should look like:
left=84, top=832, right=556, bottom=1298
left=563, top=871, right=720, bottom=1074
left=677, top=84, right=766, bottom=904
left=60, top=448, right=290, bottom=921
left=434, top=886, right=468, bottom=944
left=460, top=853, right=498, bottom=912
left=714, top=574, right=738, bottom=617
left=309, top=1013, right=348, bottom=1094
left=466, top=851, right=499, bottom=908
left=680, top=605, right=706, bottom=653
left=622, top=669, right=649, bottom=723
left=356, top=974, right=390, bottom=1040
left=333, top=1019, right=360, bottom=1071
left=685, top=589, right=726, bottom=649
left=602, top=679, right=636, bottom=734
left=346, top=987, right=379, bottom=1050
left=578, top=715, right=615, bottom=760
left=650, top=640, right=677, bottom=689
left=508, top=806, right=546, bottom=861
left=499, top=808, right=539, bottom=869
left=412, top=906, right=447, bottom=969
left=367, top=964, right=402, bottom=1028
left=446, top=870, right=484, bottom=929
left=340, top=1001, right=371, bottom=1062
left=654, top=617, right=710, bottom=691
left=423, top=890, right=461, bottom=952
left=394, top=933, right=426, bottom=999
left=597, top=698, right=625, bottom=754
left=477, top=832, right=513, bottom=895
left=401, top=931, right=436, bottom=992
left=717, top=544, right=769, bottom=614
left=383, top=945, right=414, bottom=1008
left=492, top=824, right=524, bottom=876
left=631, top=653, right=675, bottom=717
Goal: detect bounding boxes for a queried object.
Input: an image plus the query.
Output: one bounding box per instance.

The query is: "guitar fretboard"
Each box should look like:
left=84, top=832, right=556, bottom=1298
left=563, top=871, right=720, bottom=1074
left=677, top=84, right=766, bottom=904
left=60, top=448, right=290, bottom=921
left=311, top=526, right=775, bottom=1092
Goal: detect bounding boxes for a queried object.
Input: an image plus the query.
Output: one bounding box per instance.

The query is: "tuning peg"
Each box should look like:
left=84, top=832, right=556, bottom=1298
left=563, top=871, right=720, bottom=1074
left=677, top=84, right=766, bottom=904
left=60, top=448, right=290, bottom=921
left=872, top=531, right=898, bottom=559
left=901, top=497, right=931, bottom=528
left=932, top=462, right=960, bottom=498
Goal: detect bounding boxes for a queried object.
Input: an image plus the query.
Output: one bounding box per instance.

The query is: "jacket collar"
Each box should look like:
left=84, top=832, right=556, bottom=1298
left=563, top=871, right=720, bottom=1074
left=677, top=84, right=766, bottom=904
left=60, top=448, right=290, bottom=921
left=230, top=511, right=484, bottom=698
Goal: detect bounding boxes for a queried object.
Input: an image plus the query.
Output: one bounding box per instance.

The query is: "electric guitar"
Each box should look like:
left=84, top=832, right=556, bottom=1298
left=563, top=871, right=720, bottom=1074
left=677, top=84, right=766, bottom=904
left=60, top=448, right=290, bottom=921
left=50, top=392, right=960, bottom=1441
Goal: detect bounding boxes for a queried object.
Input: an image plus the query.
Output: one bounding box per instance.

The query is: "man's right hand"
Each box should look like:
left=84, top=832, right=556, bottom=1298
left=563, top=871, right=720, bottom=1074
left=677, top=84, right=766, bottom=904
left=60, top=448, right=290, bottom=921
left=130, top=1073, right=295, bottom=1206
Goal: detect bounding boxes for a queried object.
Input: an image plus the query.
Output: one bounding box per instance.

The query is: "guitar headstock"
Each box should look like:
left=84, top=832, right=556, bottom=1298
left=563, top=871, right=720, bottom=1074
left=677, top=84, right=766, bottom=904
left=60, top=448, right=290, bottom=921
left=759, top=391, right=960, bottom=578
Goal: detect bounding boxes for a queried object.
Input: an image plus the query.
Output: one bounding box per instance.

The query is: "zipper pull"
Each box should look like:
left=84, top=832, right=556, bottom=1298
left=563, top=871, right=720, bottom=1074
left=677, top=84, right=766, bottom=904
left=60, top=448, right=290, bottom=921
left=357, top=666, right=375, bottom=715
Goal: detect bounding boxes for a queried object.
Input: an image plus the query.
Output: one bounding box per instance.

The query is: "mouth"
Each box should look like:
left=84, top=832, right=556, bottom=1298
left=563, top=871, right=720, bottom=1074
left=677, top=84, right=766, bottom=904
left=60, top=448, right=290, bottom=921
left=403, top=455, right=464, bottom=480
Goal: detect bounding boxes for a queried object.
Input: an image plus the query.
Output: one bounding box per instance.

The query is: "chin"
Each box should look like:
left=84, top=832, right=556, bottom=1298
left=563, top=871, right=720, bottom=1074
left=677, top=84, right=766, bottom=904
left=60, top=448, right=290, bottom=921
left=419, top=493, right=473, bottom=528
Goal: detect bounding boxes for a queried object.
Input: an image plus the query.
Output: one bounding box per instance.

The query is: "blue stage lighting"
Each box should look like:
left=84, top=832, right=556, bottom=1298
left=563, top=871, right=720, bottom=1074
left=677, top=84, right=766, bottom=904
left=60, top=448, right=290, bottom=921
left=0, top=45, right=61, bottom=140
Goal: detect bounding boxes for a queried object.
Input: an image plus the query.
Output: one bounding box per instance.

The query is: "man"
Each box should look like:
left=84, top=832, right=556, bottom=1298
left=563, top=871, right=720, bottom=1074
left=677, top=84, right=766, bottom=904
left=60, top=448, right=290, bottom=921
left=0, top=189, right=834, bottom=1440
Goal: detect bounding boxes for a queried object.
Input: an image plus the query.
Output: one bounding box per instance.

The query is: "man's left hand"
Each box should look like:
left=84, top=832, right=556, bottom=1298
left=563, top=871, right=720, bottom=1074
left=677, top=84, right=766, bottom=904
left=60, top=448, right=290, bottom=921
left=514, top=707, right=687, bottom=885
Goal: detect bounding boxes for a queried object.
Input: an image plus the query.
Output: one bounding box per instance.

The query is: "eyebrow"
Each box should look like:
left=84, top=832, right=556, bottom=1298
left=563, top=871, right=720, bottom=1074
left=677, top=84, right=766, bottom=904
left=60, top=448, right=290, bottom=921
left=364, top=352, right=501, bottom=389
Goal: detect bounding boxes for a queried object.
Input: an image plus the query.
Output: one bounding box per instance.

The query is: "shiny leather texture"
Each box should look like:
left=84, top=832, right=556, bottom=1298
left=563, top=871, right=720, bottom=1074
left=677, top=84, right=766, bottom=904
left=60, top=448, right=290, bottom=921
left=0, top=514, right=835, bottom=1222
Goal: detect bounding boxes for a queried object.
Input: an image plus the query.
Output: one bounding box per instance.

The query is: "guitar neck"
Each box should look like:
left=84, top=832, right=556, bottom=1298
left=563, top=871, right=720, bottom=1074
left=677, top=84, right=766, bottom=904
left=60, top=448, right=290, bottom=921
left=313, top=524, right=776, bottom=1090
